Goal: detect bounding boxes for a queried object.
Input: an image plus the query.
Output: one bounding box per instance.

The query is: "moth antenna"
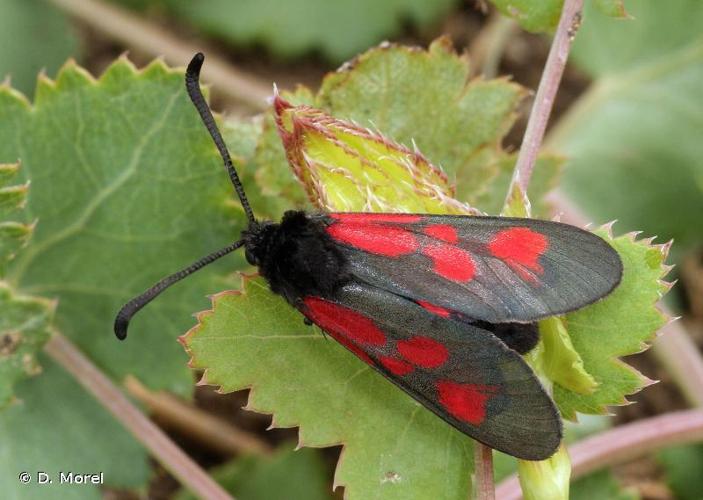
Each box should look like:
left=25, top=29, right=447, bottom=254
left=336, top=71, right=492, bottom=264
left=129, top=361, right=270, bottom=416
left=185, top=53, right=256, bottom=225
left=114, top=239, right=245, bottom=340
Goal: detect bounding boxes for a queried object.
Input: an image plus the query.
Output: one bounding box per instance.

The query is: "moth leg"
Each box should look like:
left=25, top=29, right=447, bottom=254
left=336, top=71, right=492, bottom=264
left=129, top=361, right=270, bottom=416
left=303, top=316, right=330, bottom=340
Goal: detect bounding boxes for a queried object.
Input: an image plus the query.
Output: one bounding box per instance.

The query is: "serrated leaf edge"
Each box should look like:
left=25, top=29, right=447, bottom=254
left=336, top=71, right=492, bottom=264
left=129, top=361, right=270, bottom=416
left=181, top=273, right=375, bottom=494
left=574, top=223, right=674, bottom=415
left=4, top=54, right=186, bottom=108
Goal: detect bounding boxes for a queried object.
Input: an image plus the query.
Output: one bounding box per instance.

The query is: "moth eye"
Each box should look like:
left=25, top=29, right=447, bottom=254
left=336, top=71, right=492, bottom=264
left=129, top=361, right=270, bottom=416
left=245, top=248, right=258, bottom=266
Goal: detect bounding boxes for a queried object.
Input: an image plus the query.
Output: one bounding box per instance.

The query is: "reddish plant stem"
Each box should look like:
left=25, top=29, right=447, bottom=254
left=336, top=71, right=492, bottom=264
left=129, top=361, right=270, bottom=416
left=505, top=0, right=584, bottom=205
left=124, top=375, right=273, bottom=457
left=474, top=443, right=495, bottom=500
left=44, top=334, right=233, bottom=500
left=469, top=14, right=518, bottom=79
left=488, top=2, right=583, bottom=497
left=495, top=409, right=703, bottom=499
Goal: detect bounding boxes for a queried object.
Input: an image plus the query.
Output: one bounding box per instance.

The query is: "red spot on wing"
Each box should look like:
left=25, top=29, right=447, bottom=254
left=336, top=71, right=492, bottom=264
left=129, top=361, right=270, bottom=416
left=436, top=381, right=499, bottom=425
left=423, top=224, right=458, bottom=243
left=330, top=213, right=422, bottom=223
left=397, top=336, right=448, bottom=369
left=333, top=334, right=374, bottom=366
left=422, top=243, right=475, bottom=282
left=327, top=223, right=418, bottom=256
left=303, top=297, right=386, bottom=346
left=488, top=227, right=548, bottom=281
left=417, top=300, right=451, bottom=318
left=378, top=356, right=414, bottom=376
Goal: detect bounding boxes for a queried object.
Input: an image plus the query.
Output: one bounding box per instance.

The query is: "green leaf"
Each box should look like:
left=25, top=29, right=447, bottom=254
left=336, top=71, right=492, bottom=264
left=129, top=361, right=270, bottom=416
left=572, top=0, right=703, bottom=77
left=466, top=154, right=562, bottom=218
left=658, top=444, right=703, bottom=500
left=0, top=58, right=252, bottom=396
left=571, top=470, right=638, bottom=500
left=593, top=0, right=629, bottom=19
left=0, top=162, right=34, bottom=273
left=489, top=0, right=563, bottom=33
left=488, top=0, right=634, bottom=34
left=0, top=356, right=149, bottom=499
left=146, top=0, right=457, bottom=62
left=0, top=283, right=52, bottom=409
left=175, top=444, right=332, bottom=500
left=244, top=38, right=556, bottom=215
left=317, top=39, right=526, bottom=180
left=221, top=117, right=288, bottom=220
left=0, top=160, right=51, bottom=409
left=0, top=176, right=27, bottom=217
left=536, top=316, right=597, bottom=395
left=184, top=277, right=473, bottom=499
left=0, top=0, right=79, bottom=95
left=657, top=444, right=703, bottom=500
left=273, top=96, right=475, bottom=214
left=553, top=2, right=703, bottom=255
left=553, top=228, right=671, bottom=419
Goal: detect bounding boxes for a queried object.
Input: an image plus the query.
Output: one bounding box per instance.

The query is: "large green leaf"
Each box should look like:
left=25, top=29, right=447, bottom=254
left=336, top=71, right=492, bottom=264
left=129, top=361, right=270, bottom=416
left=171, top=0, right=456, bottom=62
left=176, top=444, right=332, bottom=500
left=0, top=356, right=149, bottom=500
left=0, top=58, right=254, bottom=395
left=0, top=0, right=79, bottom=96
left=552, top=1, right=703, bottom=255
left=185, top=277, right=473, bottom=499
left=572, top=0, right=703, bottom=76
left=317, top=39, right=526, bottom=181
left=112, top=0, right=457, bottom=62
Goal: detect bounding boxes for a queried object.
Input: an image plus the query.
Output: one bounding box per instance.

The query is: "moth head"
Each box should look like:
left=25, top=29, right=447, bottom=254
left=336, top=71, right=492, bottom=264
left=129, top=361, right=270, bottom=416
left=242, top=220, right=277, bottom=267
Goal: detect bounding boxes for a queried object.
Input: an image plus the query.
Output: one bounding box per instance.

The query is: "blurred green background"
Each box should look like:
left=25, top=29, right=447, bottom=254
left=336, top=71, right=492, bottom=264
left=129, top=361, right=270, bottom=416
left=0, top=0, right=701, bottom=499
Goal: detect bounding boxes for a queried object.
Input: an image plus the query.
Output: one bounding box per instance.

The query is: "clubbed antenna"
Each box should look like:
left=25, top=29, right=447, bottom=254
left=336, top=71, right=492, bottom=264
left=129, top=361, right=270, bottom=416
left=185, top=53, right=256, bottom=224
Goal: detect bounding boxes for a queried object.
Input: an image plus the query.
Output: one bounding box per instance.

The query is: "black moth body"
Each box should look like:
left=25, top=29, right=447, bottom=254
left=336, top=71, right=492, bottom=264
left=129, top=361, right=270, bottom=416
left=114, top=53, right=623, bottom=461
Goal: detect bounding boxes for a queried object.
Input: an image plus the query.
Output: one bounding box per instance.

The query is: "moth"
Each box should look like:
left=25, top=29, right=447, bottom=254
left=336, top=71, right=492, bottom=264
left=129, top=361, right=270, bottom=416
left=115, top=53, right=623, bottom=460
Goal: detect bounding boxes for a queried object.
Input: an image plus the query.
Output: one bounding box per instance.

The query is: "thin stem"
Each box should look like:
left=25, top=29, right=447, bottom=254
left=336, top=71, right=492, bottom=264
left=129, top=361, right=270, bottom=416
left=495, top=409, right=703, bottom=499
left=469, top=14, right=518, bottom=79
left=124, top=376, right=273, bottom=457
left=504, top=0, right=584, bottom=206
left=44, top=334, right=233, bottom=500
left=548, top=190, right=703, bottom=408
left=47, top=0, right=270, bottom=109
left=474, top=443, right=495, bottom=500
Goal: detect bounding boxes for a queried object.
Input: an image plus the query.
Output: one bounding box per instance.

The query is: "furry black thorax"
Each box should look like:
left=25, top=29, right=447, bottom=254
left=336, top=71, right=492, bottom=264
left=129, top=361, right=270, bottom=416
left=242, top=211, right=350, bottom=305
